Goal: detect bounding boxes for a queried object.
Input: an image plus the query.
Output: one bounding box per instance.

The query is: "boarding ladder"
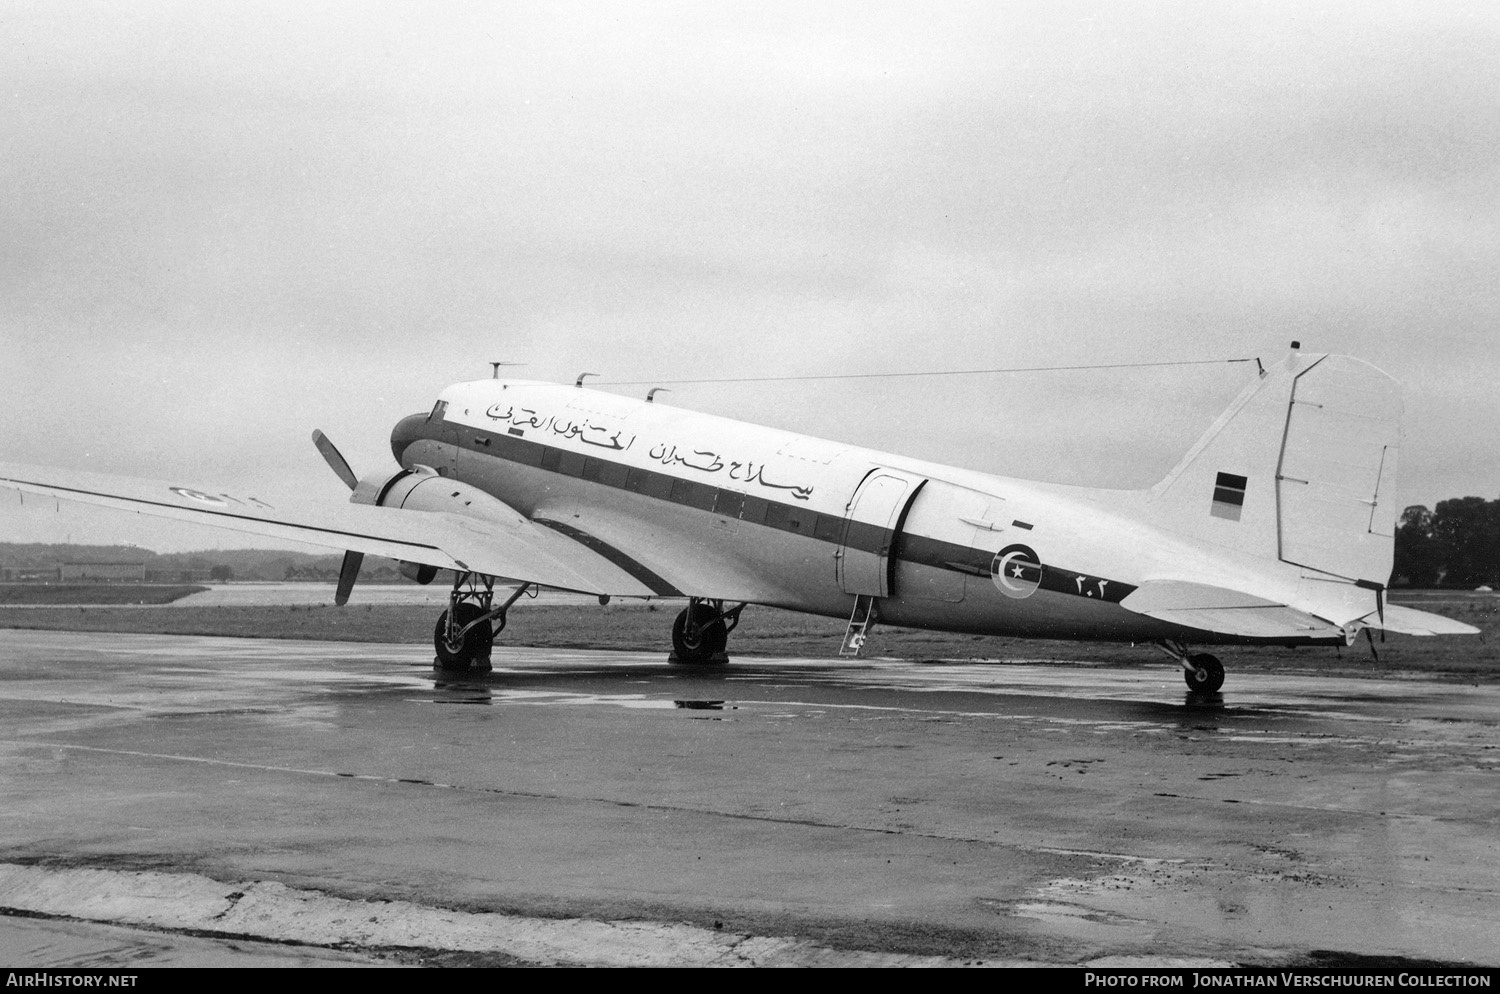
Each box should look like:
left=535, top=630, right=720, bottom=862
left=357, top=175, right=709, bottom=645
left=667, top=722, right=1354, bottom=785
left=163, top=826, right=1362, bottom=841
left=840, top=594, right=878, bottom=657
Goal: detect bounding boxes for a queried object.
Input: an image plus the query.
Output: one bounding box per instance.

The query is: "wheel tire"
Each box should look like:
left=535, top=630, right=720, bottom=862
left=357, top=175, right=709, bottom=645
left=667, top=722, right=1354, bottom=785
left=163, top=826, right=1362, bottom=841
left=1184, top=653, right=1225, bottom=694
left=671, top=607, right=728, bottom=665
left=434, top=603, right=495, bottom=670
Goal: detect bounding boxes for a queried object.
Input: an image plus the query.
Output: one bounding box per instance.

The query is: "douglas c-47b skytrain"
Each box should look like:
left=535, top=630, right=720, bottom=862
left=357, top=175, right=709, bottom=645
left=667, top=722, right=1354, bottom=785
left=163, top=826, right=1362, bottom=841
left=0, top=344, right=1477, bottom=692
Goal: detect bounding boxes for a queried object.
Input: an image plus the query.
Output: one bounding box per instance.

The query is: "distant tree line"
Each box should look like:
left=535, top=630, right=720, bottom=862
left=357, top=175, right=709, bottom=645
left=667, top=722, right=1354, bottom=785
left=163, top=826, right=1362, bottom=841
left=0, top=544, right=416, bottom=584
left=282, top=561, right=405, bottom=582
left=1394, top=497, right=1500, bottom=587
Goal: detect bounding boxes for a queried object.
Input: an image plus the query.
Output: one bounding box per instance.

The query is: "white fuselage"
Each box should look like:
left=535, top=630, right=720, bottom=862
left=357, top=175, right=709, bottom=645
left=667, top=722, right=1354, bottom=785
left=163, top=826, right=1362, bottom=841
left=389, top=379, right=1324, bottom=645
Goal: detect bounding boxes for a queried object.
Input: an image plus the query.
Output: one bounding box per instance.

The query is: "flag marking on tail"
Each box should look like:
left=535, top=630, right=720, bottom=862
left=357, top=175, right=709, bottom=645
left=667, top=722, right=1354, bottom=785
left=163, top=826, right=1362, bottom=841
left=1210, top=472, right=1248, bottom=521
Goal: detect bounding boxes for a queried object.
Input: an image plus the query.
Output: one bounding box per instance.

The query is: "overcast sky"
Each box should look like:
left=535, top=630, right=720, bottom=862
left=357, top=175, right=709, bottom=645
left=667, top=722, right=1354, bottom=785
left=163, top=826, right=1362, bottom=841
left=3, top=1, right=1496, bottom=552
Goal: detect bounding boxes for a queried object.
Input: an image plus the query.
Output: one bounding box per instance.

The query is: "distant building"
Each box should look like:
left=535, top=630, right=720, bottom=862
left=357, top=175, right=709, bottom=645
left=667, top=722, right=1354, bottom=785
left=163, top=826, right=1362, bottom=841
left=59, top=561, right=146, bottom=582
left=0, top=565, right=61, bottom=582
left=144, top=568, right=213, bottom=583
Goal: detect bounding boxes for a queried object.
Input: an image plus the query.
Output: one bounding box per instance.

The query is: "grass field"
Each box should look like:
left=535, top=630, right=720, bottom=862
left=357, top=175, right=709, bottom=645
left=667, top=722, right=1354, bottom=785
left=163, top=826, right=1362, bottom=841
left=0, top=591, right=1494, bottom=681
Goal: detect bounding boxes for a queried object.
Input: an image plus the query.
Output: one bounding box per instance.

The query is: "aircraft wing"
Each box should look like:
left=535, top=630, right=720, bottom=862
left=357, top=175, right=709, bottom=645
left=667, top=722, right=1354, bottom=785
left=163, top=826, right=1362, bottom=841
left=0, top=461, right=661, bottom=597
left=1119, top=580, right=1346, bottom=639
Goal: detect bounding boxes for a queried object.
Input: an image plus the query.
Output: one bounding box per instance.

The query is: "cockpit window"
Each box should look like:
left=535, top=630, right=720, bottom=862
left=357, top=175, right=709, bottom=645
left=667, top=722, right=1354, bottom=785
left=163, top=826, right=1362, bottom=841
left=429, top=400, right=448, bottom=422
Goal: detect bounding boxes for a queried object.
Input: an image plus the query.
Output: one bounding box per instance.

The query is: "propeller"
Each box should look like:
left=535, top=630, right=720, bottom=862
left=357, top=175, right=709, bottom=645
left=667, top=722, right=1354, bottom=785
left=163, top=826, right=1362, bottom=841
left=313, top=429, right=359, bottom=490
left=312, top=429, right=364, bottom=606
left=334, top=548, right=364, bottom=607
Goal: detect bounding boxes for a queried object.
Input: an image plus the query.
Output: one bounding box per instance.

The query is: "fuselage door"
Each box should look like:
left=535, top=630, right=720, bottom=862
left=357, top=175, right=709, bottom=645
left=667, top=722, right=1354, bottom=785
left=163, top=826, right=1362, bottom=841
left=837, top=468, right=927, bottom=597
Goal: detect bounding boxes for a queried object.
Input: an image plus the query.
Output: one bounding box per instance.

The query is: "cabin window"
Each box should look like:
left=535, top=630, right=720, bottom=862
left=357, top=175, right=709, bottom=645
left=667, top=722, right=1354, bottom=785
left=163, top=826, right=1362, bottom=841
left=714, top=490, right=745, bottom=518
left=765, top=503, right=806, bottom=531
left=625, top=467, right=673, bottom=500
left=541, top=448, right=562, bottom=471
left=740, top=495, right=769, bottom=525
left=558, top=451, right=586, bottom=477
left=671, top=480, right=716, bottom=511
left=508, top=438, right=542, bottom=467
left=598, top=461, right=629, bottom=488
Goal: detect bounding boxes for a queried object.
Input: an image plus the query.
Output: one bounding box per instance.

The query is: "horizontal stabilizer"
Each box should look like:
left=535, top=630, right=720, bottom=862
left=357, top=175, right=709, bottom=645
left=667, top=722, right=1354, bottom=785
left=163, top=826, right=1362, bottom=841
left=1121, top=579, right=1281, bottom=612
left=1120, top=580, right=1344, bottom=639
left=1371, top=604, right=1481, bottom=637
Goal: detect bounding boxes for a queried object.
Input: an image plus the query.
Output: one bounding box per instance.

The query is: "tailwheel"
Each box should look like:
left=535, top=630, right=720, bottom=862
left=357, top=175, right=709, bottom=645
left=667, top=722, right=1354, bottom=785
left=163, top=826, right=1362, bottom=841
left=1184, top=653, right=1225, bottom=694
left=434, top=602, right=495, bottom=671
left=670, top=599, right=734, bottom=666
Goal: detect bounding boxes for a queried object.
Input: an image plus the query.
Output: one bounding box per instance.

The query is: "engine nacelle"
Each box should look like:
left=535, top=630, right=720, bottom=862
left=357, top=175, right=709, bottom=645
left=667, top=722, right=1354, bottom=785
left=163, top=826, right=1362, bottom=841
left=349, top=465, right=528, bottom=528
left=349, top=467, right=418, bottom=509
left=399, top=561, right=439, bottom=584
left=348, top=466, right=528, bottom=584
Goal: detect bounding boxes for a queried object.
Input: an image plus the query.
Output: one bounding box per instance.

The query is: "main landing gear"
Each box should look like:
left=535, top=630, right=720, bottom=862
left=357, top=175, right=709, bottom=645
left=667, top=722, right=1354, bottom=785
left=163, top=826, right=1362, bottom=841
left=431, top=581, right=746, bottom=671
left=670, top=598, right=747, bottom=666
left=1157, top=640, right=1225, bottom=694
left=434, top=573, right=534, bottom=672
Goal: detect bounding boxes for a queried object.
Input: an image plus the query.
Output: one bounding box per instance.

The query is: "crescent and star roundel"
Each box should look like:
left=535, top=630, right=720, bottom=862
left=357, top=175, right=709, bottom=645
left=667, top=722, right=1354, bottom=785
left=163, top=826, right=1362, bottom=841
left=990, top=543, right=1043, bottom=600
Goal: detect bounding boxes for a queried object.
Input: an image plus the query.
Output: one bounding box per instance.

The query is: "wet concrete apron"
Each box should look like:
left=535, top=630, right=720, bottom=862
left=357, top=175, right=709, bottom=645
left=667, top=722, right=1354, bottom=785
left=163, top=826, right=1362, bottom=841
left=0, top=630, right=1495, bottom=967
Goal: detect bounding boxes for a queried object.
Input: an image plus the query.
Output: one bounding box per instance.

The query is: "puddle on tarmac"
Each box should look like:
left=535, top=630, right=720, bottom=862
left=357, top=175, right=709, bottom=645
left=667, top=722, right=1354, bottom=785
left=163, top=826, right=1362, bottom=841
left=412, top=689, right=738, bottom=712
left=1008, top=900, right=1145, bottom=927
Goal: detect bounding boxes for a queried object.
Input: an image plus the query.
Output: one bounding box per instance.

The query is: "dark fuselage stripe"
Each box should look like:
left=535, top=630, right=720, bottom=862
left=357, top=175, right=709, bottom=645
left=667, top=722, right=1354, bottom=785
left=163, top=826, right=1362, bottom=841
left=535, top=520, right=683, bottom=596
left=404, top=420, right=1135, bottom=601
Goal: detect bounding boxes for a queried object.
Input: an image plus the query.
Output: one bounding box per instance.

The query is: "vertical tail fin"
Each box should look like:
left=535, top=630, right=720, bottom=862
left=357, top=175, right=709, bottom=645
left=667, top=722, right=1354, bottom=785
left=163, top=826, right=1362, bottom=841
left=1147, top=348, right=1402, bottom=586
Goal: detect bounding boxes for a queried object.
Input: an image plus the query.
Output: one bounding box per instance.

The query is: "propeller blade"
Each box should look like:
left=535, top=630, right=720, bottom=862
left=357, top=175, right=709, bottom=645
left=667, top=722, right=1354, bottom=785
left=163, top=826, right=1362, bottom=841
left=312, top=429, right=359, bottom=491
left=335, top=550, right=364, bottom=607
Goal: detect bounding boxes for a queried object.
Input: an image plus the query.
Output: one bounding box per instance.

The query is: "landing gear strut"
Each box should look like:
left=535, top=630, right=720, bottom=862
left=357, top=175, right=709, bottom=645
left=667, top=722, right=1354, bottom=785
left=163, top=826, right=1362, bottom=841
left=670, top=598, right=746, bottom=665
left=433, top=573, right=533, bottom=671
left=1156, top=640, right=1225, bottom=694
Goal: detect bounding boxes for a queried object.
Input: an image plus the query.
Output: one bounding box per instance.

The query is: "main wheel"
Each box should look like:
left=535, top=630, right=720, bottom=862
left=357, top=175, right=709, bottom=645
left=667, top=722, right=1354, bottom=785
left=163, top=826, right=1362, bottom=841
left=1184, top=653, right=1225, bottom=694
left=434, top=603, right=495, bottom=670
left=671, top=606, right=728, bottom=665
